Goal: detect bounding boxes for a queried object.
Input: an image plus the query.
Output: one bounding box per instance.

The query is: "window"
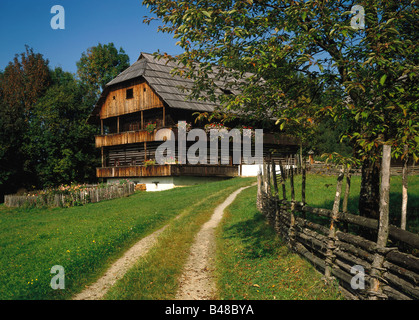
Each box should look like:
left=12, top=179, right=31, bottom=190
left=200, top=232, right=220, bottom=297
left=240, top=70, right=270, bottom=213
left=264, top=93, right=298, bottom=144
left=126, top=88, right=134, bottom=99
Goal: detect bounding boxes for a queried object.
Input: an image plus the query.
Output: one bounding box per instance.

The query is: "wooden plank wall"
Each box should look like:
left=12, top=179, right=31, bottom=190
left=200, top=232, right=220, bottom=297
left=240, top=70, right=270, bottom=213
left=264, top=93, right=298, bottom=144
left=100, top=79, right=164, bottom=119
left=107, top=142, right=160, bottom=167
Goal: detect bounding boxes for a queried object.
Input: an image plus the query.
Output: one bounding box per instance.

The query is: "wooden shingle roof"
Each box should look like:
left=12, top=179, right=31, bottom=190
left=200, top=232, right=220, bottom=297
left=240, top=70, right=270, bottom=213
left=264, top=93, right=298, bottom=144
left=89, top=53, right=222, bottom=123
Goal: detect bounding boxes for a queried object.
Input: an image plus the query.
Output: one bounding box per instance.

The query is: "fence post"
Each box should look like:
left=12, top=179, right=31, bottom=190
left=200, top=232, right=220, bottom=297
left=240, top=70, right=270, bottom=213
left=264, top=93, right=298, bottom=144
left=257, top=168, right=263, bottom=212
left=301, top=148, right=306, bottom=206
left=287, top=161, right=297, bottom=248
left=368, top=145, right=391, bottom=300
left=324, top=166, right=345, bottom=282
left=271, top=158, right=278, bottom=196
left=279, top=161, right=287, bottom=201
left=268, top=159, right=279, bottom=226
left=401, top=144, right=408, bottom=230
left=289, top=163, right=295, bottom=202
left=264, top=160, right=271, bottom=194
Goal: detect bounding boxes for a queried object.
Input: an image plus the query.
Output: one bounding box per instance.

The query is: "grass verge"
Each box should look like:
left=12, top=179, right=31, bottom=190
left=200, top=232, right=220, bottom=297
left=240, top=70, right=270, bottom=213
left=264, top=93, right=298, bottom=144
left=215, top=185, right=344, bottom=300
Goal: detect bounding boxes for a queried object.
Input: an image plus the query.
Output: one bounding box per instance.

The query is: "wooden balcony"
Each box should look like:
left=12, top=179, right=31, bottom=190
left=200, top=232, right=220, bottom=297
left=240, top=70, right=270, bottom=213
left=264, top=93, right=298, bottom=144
left=97, top=164, right=238, bottom=179
left=95, top=128, right=174, bottom=148
left=96, top=128, right=300, bottom=149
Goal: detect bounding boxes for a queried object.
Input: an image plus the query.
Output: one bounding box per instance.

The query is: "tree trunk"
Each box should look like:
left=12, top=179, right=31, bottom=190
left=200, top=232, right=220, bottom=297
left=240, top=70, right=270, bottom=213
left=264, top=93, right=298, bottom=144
left=301, top=155, right=307, bottom=218
left=342, top=166, right=352, bottom=232
left=359, top=157, right=381, bottom=240
left=401, top=145, right=408, bottom=230
left=324, top=167, right=345, bottom=281
left=369, top=145, right=391, bottom=300
left=342, top=166, right=351, bottom=213
left=301, top=153, right=306, bottom=205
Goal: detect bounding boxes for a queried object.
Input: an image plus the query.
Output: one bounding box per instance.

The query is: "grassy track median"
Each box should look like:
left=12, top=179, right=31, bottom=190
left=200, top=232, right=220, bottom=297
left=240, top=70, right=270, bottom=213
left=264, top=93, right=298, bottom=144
left=104, top=178, right=255, bottom=300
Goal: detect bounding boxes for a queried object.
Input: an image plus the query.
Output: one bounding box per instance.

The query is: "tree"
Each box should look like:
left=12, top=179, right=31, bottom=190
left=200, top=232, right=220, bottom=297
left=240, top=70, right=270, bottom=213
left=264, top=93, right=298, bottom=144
left=0, top=46, right=51, bottom=198
left=76, top=42, right=130, bottom=102
left=143, top=0, right=418, bottom=222
left=306, top=116, right=353, bottom=158
left=24, top=68, right=100, bottom=188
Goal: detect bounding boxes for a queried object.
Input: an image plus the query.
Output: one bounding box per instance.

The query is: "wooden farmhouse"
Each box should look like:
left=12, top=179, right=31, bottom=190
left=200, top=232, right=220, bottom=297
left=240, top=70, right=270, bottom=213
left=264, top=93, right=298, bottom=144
left=88, top=53, right=299, bottom=191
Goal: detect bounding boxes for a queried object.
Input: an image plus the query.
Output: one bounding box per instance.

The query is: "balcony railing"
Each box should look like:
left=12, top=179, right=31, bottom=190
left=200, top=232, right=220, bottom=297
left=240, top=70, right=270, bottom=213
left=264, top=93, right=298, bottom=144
left=97, top=164, right=238, bottom=178
left=95, top=128, right=300, bottom=148
left=95, top=126, right=175, bottom=148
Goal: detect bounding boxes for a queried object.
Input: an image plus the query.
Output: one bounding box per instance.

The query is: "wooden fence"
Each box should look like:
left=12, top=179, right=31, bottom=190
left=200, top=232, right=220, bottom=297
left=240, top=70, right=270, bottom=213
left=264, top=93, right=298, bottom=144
left=257, top=153, right=419, bottom=300
left=4, top=183, right=135, bottom=208
left=307, top=163, right=419, bottom=176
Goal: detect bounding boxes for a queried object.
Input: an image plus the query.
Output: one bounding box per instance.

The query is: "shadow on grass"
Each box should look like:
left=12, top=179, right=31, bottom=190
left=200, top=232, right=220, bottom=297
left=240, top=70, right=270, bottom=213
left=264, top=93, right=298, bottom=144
left=221, top=212, right=290, bottom=260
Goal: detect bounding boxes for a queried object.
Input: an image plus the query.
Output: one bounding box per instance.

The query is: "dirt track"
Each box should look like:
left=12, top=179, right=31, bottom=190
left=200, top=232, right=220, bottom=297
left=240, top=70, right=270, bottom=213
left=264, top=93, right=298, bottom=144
left=175, top=185, right=253, bottom=300
left=72, top=184, right=252, bottom=300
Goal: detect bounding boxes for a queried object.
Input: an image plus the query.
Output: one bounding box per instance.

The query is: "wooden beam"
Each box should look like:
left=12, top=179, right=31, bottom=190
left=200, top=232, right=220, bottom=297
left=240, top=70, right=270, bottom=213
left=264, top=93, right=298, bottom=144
left=117, top=116, right=120, bottom=134
left=141, top=111, right=144, bottom=130
left=101, top=120, right=104, bottom=135
left=144, top=141, right=147, bottom=161
left=101, top=147, right=104, bottom=168
left=163, top=106, right=166, bottom=127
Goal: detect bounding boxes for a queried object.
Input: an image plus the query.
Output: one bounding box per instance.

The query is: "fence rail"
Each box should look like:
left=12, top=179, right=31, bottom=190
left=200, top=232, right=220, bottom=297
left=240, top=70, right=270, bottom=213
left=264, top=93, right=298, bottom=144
left=307, top=163, right=419, bottom=176
left=4, top=183, right=135, bottom=208
left=257, top=157, right=419, bottom=300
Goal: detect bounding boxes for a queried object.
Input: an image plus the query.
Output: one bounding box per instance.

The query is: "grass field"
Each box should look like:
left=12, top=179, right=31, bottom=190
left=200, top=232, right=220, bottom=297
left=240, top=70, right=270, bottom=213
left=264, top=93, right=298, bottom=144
left=0, top=173, right=416, bottom=300
left=0, top=177, right=254, bottom=300
left=283, top=174, right=419, bottom=234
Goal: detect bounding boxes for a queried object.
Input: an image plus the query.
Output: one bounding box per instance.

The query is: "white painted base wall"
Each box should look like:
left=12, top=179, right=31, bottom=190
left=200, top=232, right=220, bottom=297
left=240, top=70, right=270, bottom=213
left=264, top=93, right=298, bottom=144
left=107, top=176, right=226, bottom=192
left=107, top=165, right=297, bottom=192
left=239, top=164, right=295, bottom=177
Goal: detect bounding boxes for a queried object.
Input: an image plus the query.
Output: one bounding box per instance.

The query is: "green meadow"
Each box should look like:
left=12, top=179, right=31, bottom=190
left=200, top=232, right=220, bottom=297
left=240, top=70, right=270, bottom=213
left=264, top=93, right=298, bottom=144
left=0, top=174, right=416, bottom=300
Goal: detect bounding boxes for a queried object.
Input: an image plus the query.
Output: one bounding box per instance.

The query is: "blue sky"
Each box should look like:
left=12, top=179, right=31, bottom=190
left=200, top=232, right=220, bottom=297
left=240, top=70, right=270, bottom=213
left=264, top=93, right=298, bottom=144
left=0, top=0, right=183, bottom=74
